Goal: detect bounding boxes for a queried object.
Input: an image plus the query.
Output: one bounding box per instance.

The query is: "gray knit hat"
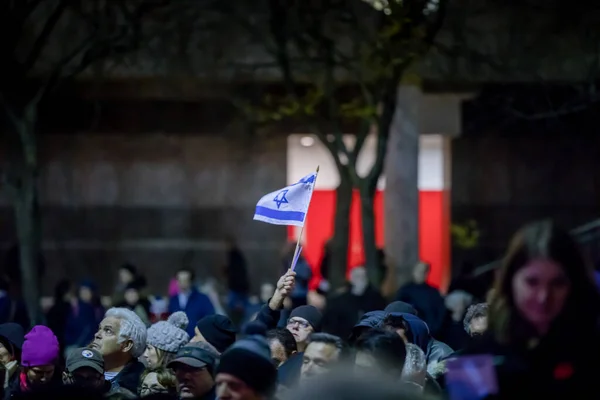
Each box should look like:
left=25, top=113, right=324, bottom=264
left=146, top=312, right=190, bottom=353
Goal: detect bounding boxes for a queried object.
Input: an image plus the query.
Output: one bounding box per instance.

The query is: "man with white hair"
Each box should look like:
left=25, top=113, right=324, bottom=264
left=91, top=307, right=147, bottom=394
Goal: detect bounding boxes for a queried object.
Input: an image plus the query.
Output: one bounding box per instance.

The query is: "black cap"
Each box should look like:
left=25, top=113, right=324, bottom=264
left=196, top=315, right=237, bottom=353
left=66, top=348, right=104, bottom=374
left=167, top=343, right=219, bottom=371
left=384, top=301, right=418, bottom=315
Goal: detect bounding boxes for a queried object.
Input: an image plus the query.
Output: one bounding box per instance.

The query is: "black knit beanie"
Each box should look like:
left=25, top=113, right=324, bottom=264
left=216, top=335, right=277, bottom=396
left=384, top=301, right=418, bottom=315
left=196, top=315, right=237, bottom=353
left=289, top=305, right=323, bottom=331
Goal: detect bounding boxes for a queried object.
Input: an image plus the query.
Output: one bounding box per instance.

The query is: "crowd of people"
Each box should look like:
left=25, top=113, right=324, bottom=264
left=0, top=218, right=597, bottom=399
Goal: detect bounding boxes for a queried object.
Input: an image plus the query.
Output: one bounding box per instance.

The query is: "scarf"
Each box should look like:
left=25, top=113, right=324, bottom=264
left=4, top=360, right=17, bottom=389
left=19, top=371, right=29, bottom=393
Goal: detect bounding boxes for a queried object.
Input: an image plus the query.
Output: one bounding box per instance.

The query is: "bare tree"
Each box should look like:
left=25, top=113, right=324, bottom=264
left=220, top=0, right=447, bottom=288
left=0, top=0, right=168, bottom=325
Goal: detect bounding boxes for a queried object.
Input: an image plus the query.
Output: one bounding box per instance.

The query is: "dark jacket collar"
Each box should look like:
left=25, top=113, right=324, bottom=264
left=112, top=359, right=145, bottom=394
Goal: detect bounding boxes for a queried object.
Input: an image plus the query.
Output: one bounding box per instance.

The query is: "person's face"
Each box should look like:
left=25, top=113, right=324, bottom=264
left=268, top=339, right=288, bottom=368
left=119, top=269, right=134, bottom=284
left=349, top=267, right=367, bottom=288
left=215, top=373, right=262, bottom=400
left=389, top=325, right=409, bottom=344
left=286, top=317, right=313, bottom=346
left=260, top=284, right=274, bottom=304
left=0, top=342, right=14, bottom=365
left=64, top=367, right=105, bottom=389
left=91, top=317, right=129, bottom=357
left=512, top=258, right=570, bottom=333
left=469, top=316, right=488, bottom=336
left=79, top=287, right=93, bottom=303
left=173, top=364, right=214, bottom=399
left=190, top=327, right=206, bottom=344
left=412, top=263, right=429, bottom=284
left=301, top=342, right=339, bottom=379
left=177, top=271, right=192, bottom=292
left=124, top=288, right=140, bottom=305
left=143, top=344, right=160, bottom=369
left=26, top=365, right=55, bottom=386
left=140, top=372, right=169, bottom=397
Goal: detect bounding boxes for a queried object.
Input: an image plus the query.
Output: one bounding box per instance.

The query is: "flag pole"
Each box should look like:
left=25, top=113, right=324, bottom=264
left=290, top=165, right=320, bottom=271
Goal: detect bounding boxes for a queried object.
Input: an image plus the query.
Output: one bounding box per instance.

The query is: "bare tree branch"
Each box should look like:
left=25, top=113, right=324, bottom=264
left=23, top=0, right=69, bottom=72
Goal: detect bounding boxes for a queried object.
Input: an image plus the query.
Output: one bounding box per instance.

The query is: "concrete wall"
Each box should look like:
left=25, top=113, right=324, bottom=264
left=0, top=133, right=288, bottom=295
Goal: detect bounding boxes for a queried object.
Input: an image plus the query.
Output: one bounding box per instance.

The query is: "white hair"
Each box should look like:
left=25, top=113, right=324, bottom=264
left=401, top=343, right=427, bottom=387
left=105, top=307, right=147, bottom=358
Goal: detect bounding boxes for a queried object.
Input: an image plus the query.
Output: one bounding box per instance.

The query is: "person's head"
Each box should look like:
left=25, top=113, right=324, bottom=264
left=490, top=220, right=599, bottom=342
left=384, top=301, right=418, bottom=315
left=349, top=267, right=368, bottom=295
left=78, top=280, right=97, bottom=304
left=123, top=283, right=141, bottom=306
left=21, top=326, right=60, bottom=387
left=119, top=263, right=137, bottom=285
left=53, top=279, right=72, bottom=302
left=168, top=342, right=220, bottom=399
left=445, top=290, right=474, bottom=319
left=63, top=348, right=106, bottom=391
left=144, top=312, right=190, bottom=369
left=92, top=308, right=147, bottom=365
left=401, top=344, right=427, bottom=391
left=265, top=329, right=297, bottom=368
left=0, top=323, right=24, bottom=366
left=463, top=303, right=489, bottom=337
left=301, top=333, right=344, bottom=380
left=382, top=314, right=412, bottom=344
left=177, top=269, right=195, bottom=292
left=192, top=315, right=236, bottom=353
left=139, top=367, right=177, bottom=398
left=215, top=336, right=277, bottom=400
left=354, top=329, right=407, bottom=378
left=286, top=305, right=322, bottom=351
left=412, top=262, right=430, bottom=284
left=259, top=283, right=274, bottom=304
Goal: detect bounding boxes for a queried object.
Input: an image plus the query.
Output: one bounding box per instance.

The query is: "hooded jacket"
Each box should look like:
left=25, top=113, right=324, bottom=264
left=389, top=313, right=453, bottom=369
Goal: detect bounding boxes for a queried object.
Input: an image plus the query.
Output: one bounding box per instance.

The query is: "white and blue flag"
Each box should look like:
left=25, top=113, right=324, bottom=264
left=253, top=173, right=317, bottom=227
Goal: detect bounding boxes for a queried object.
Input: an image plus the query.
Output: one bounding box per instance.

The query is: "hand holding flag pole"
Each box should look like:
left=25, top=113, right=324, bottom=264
left=253, top=166, right=320, bottom=271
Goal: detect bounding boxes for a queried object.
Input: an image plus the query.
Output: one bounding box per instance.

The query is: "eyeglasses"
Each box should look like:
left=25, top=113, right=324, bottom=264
left=287, top=318, right=310, bottom=329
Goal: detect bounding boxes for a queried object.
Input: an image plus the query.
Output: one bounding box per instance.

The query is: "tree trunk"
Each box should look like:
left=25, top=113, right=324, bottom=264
left=5, top=102, right=43, bottom=327
left=384, top=85, right=421, bottom=289
left=14, top=173, right=42, bottom=327
left=329, top=169, right=352, bottom=290
left=360, top=188, right=380, bottom=286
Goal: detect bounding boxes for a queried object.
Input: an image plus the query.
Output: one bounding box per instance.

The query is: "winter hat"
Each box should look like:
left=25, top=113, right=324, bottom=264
left=289, top=305, right=322, bottom=332
left=384, top=301, right=418, bottom=315
left=216, top=335, right=277, bottom=396
left=241, top=321, right=267, bottom=337
left=196, top=315, right=237, bottom=353
left=0, top=322, right=25, bottom=350
left=22, top=326, right=59, bottom=367
left=146, top=312, right=190, bottom=353
left=79, top=279, right=97, bottom=292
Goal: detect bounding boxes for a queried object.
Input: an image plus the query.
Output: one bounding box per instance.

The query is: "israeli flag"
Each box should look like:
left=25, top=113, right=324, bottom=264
left=253, top=173, right=317, bottom=227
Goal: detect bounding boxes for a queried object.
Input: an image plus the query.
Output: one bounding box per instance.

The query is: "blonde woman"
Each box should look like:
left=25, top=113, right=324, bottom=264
left=143, top=312, right=189, bottom=369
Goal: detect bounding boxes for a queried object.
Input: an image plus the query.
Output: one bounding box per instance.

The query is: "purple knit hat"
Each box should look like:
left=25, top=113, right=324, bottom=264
left=22, top=326, right=59, bottom=367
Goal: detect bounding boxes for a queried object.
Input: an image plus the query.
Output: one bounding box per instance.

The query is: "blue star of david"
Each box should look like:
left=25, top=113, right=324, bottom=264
left=273, top=189, right=289, bottom=209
